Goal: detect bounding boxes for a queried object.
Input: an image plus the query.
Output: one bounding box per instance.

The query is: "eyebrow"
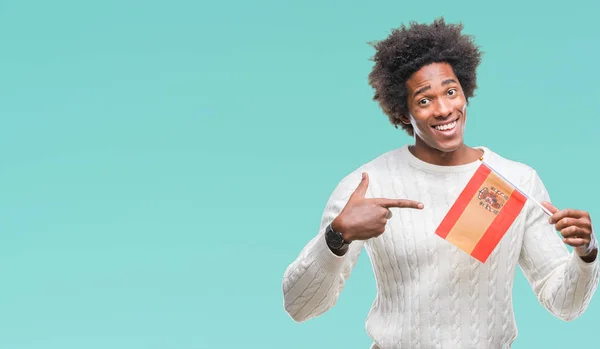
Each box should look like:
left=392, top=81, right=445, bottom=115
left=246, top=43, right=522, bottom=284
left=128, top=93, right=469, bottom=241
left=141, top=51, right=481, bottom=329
left=442, top=78, right=458, bottom=86
left=412, top=79, right=458, bottom=98
left=413, top=85, right=431, bottom=97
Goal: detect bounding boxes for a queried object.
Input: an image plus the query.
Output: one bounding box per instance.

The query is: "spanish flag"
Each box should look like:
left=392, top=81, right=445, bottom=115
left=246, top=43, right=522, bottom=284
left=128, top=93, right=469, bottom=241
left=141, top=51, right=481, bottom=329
left=435, top=159, right=527, bottom=263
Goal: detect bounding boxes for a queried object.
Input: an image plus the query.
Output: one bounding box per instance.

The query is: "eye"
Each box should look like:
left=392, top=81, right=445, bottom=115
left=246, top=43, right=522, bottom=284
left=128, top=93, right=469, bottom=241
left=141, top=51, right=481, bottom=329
left=447, top=88, right=457, bottom=97
left=418, top=98, right=431, bottom=106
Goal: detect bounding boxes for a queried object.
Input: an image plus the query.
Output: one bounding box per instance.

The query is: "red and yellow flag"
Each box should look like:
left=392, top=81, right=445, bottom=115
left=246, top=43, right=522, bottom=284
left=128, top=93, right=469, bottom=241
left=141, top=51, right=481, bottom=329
left=435, top=162, right=526, bottom=263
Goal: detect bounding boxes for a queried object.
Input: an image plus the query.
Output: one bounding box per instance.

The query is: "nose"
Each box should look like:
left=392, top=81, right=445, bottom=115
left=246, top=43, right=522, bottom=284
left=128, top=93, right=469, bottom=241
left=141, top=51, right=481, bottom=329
left=436, top=99, right=452, bottom=118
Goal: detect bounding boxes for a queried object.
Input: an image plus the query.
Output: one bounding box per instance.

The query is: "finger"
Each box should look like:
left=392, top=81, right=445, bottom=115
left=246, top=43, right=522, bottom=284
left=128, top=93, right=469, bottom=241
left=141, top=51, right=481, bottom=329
left=542, top=201, right=559, bottom=215
left=559, top=225, right=590, bottom=239
left=563, top=237, right=589, bottom=247
left=549, top=208, right=588, bottom=224
left=350, top=172, right=370, bottom=199
left=385, top=209, right=392, bottom=219
left=377, top=198, right=424, bottom=209
left=555, top=217, right=591, bottom=232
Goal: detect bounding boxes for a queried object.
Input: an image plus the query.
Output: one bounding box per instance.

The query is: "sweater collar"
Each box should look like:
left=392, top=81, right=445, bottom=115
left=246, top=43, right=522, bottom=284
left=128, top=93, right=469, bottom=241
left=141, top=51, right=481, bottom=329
left=400, top=145, right=490, bottom=173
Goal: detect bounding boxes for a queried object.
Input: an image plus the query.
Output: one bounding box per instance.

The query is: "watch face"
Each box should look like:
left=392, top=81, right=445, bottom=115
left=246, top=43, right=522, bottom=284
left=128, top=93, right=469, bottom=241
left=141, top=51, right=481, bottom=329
left=326, top=225, right=345, bottom=249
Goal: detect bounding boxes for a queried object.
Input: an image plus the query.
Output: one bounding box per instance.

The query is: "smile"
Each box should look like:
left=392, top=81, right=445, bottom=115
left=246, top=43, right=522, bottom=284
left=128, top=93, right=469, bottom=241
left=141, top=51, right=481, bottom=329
left=433, top=119, right=458, bottom=131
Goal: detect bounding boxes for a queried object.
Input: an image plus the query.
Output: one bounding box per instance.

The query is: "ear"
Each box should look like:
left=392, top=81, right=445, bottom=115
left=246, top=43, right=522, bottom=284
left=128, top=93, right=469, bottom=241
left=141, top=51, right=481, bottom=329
left=399, top=115, right=411, bottom=125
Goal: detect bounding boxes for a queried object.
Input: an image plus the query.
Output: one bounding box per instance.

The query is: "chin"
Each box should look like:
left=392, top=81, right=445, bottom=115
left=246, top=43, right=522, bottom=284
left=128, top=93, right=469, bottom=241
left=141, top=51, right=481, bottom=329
left=430, top=137, right=464, bottom=153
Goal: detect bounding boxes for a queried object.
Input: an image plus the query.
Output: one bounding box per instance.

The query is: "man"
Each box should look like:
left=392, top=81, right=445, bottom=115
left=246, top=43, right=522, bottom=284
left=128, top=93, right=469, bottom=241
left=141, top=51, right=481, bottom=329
left=281, top=18, right=599, bottom=349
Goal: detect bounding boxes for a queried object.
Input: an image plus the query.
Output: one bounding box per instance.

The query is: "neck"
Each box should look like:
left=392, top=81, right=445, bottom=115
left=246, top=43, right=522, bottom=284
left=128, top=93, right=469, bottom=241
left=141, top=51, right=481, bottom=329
left=409, top=139, right=482, bottom=166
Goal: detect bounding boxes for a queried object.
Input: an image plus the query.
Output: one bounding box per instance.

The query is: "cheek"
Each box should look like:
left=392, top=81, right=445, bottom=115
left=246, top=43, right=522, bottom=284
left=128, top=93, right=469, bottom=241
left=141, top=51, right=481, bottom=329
left=410, top=114, right=430, bottom=129
left=456, top=98, right=467, bottom=111
left=412, top=119, right=433, bottom=137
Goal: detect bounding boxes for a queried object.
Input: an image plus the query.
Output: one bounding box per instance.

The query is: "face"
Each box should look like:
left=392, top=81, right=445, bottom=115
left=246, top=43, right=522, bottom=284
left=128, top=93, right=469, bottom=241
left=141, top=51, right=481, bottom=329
left=403, top=62, right=467, bottom=153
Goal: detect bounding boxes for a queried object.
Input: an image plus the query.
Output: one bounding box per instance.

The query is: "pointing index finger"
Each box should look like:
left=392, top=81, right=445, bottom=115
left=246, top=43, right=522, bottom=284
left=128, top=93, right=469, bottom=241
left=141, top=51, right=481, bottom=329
left=377, top=198, right=424, bottom=209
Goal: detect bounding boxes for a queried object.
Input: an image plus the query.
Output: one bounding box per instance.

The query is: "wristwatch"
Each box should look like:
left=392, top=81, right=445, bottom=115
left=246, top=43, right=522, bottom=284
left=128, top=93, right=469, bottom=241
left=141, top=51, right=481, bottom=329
left=325, top=223, right=350, bottom=250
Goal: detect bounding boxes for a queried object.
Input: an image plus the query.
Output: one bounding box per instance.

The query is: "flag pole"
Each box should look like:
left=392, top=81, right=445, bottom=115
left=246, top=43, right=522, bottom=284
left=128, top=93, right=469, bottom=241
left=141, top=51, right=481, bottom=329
left=479, top=157, right=553, bottom=216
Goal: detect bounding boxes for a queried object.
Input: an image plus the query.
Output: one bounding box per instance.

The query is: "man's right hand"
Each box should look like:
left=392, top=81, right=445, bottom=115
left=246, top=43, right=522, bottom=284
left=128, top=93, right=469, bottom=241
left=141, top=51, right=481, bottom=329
left=331, top=172, right=424, bottom=242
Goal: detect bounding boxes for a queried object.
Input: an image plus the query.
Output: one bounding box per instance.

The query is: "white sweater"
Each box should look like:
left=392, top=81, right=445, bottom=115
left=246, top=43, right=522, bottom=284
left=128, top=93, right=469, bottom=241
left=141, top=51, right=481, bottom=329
left=282, top=145, right=599, bottom=349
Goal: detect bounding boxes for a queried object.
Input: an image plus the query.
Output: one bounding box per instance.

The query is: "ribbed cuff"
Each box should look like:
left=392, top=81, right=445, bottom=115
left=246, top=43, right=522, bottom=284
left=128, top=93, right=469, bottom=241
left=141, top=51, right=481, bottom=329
left=571, top=249, right=599, bottom=270
left=580, top=225, right=599, bottom=256
left=573, top=225, right=598, bottom=266
left=311, top=230, right=349, bottom=274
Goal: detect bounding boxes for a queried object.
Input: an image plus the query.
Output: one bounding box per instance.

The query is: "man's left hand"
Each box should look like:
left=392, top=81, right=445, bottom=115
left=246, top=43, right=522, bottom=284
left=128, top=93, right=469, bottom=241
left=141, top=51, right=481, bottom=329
left=542, top=201, right=597, bottom=259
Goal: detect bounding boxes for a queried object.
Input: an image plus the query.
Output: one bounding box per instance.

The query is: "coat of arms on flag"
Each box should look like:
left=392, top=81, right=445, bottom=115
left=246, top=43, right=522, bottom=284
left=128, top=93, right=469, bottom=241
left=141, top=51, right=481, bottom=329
left=435, top=158, right=527, bottom=263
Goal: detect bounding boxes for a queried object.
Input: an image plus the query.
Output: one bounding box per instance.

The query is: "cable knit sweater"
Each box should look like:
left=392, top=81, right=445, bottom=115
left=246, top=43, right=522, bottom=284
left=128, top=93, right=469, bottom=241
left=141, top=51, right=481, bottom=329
left=282, top=145, right=599, bottom=349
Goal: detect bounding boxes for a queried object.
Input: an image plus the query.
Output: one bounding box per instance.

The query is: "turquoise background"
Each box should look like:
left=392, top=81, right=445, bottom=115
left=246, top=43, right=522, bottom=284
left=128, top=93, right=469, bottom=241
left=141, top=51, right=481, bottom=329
left=1, top=0, right=598, bottom=348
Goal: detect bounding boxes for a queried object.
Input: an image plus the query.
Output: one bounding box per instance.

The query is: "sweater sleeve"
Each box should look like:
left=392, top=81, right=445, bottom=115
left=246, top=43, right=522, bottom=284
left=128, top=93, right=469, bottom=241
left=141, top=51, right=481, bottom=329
left=282, top=170, right=366, bottom=322
left=518, top=169, right=599, bottom=321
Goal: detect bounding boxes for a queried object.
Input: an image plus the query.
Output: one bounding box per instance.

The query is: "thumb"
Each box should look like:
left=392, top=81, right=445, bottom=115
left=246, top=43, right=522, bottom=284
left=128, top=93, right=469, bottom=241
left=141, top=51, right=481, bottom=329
left=351, top=172, right=369, bottom=199
left=542, top=201, right=559, bottom=215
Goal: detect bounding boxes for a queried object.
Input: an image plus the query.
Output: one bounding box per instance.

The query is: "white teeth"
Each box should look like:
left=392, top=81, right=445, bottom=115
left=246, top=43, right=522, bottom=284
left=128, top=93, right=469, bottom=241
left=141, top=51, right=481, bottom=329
left=434, top=121, right=457, bottom=131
